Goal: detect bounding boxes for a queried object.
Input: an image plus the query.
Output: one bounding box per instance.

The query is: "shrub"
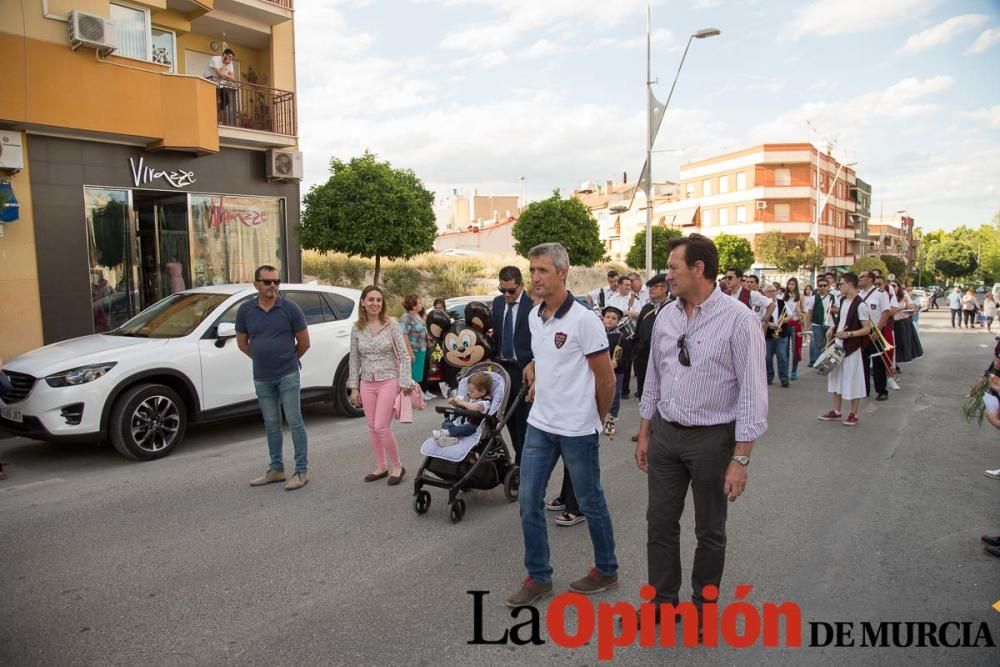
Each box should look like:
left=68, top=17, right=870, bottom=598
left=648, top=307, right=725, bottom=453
left=383, top=263, right=422, bottom=298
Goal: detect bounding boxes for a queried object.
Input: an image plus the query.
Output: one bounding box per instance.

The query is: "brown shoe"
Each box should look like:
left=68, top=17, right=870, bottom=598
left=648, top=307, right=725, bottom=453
left=250, top=469, right=286, bottom=486
left=630, top=433, right=639, bottom=442
left=387, top=467, right=406, bottom=486
left=569, top=567, right=619, bottom=594
left=506, top=577, right=553, bottom=607
left=285, top=472, right=308, bottom=491
left=364, top=470, right=388, bottom=482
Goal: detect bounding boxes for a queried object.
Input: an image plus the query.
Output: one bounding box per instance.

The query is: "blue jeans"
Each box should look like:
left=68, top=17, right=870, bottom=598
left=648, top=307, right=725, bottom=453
left=254, top=371, right=308, bottom=474
left=610, top=373, right=625, bottom=418
left=765, top=336, right=788, bottom=383
left=809, top=324, right=829, bottom=365
left=518, top=424, right=618, bottom=582
left=442, top=418, right=477, bottom=438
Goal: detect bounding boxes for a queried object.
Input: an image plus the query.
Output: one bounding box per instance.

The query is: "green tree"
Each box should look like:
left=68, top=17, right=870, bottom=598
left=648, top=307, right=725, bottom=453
left=879, top=254, right=908, bottom=279
left=792, top=238, right=825, bottom=271
left=714, top=233, right=755, bottom=273
left=300, top=151, right=436, bottom=285
left=754, top=231, right=806, bottom=272
left=849, top=256, right=889, bottom=275
left=932, top=241, right=979, bottom=279
left=625, top=226, right=683, bottom=272
left=512, top=191, right=606, bottom=265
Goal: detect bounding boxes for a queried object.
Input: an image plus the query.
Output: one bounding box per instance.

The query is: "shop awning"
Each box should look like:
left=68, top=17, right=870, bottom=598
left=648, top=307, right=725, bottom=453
left=661, top=206, right=698, bottom=227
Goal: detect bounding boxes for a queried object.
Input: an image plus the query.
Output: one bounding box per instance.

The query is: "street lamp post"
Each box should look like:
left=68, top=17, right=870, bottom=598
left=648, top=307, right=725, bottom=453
left=642, top=4, right=719, bottom=276
left=811, top=158, right=856, bottom=286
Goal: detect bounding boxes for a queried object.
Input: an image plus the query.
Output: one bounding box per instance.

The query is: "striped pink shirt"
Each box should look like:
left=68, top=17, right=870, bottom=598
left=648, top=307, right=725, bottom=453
left=638, top=285, right=768, bottom=442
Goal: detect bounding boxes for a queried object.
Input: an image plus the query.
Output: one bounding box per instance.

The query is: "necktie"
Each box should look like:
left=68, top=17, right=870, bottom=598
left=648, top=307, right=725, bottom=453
left=502, top=302, right=515, bottom=360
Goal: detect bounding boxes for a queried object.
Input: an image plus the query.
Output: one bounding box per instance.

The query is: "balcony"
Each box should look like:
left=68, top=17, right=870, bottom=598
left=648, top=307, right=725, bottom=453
left=217, top=80, right=297, bottom=147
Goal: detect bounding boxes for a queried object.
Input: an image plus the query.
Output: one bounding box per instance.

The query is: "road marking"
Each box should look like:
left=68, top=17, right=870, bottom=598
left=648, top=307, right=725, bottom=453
left=0, top=477, right=65, bottom=492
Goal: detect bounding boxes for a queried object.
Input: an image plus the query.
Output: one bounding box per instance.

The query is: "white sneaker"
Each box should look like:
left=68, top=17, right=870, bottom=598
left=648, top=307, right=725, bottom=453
left=422, top=390, right=437, bottom=401
left=985, top=469, right=1000, bottom=479
left=432, top=429, right=444, bottom=439
left=888, top=378, right=901, bottom=391
left=438, top=382, right=451, bottom=399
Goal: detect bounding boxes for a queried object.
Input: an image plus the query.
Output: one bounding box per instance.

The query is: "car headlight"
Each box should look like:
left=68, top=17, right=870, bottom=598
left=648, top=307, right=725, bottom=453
left=45, top=363, right=117, bottom=387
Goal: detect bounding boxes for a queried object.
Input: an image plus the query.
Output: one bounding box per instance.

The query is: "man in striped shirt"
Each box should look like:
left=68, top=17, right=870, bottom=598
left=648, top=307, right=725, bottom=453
left=635, top=233, right=768, bottom=622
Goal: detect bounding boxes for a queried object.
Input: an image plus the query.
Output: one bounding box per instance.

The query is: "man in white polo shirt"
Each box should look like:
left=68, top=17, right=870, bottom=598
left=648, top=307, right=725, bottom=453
left=507, top=242, right=619, bottom=607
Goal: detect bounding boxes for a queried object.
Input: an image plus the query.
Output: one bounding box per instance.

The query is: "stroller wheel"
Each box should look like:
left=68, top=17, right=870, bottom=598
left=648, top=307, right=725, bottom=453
left=449, top=498, right=466, bottom=523
left=503, top=466, right=520, bottom=502
left=414, top=490, right=431, bottom=515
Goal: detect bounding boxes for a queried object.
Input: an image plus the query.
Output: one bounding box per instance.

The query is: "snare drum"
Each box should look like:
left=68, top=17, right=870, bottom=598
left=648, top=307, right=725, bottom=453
left=618, top=318, right=637, bottom=341
left=813, top=344, right=846, bottom=375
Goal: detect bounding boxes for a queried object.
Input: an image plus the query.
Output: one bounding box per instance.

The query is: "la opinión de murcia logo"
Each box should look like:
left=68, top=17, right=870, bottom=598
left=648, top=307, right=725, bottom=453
left=468, top=585, right=996, bottom=661
left=129, top=156, right=196, bottom=189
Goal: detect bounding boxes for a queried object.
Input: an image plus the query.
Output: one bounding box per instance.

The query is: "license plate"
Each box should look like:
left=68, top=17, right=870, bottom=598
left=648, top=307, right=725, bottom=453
left=1, top=407, right=23, bottom=423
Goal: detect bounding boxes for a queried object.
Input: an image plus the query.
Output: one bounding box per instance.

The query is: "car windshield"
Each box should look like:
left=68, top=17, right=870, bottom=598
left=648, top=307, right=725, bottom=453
left=112, top=293, right=231, bottom=338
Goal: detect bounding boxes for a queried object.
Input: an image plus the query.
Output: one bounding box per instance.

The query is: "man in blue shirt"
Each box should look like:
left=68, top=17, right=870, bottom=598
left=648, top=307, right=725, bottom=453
left=236, top=265, right=311, bottom=490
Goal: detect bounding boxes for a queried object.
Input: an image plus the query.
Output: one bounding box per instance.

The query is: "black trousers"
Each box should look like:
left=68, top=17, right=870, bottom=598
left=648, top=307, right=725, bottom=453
left=647, top=415, right=735, bottom=606
left=633, top=349, right=649, bottom=400
left=863, top=340, right=887, bottom=396
left=560, top=466, right=579, bottom=514
left=619, top=338, right=635, bottom=396
left=499, top=360, right=530, bottom=466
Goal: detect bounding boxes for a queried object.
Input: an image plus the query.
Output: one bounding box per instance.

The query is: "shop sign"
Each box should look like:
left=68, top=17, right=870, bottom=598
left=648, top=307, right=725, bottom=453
left=129, top=156, right=196, bottom=189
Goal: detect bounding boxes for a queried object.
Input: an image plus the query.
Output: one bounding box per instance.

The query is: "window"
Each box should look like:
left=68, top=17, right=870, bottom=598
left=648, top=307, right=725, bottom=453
left=686, top=183, right=695, bottom=199
left=86, top=188, right=133, bottom=333
left=285, top=292, right=334, bottom=325
left=719, top=175, right=729, bottom=194
left=719, top=208, right=729, bottom=226
left=702, top=209, right=713, bottom=226
left=189, top=194, right=286, bottom=286
left=151, top=27, right=176, bottom=71
left=735, top=206, right=747, bottom=224
left=736, top=172, right=747, bottom=190
left=702, top=179, right=713, bottom=196
left=323, top=293, right=355, bottom=320
left=811, top=169, right=816, bottom=188
left=110, top=3, right=150, bottom=61
left=774, top=168, right=791, bottom=186
left=774, top=204, right=790, bottom=222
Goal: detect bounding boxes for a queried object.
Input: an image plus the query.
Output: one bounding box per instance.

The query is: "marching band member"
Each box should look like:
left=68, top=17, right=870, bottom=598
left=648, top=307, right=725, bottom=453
left=762, top=284, right=790, bottom=387
left=784, top=277, right=804, bottom=381
left=723, top=267, right=772, bottom=335
left=890, top=279, right=923, bottom=372
left=804, top=277, right=836, bottom=366
left=857, top=271, right=891, bottom=401
left=818, top=272, right=872, bottom=426
left=874, top=273, right=900, bottom=391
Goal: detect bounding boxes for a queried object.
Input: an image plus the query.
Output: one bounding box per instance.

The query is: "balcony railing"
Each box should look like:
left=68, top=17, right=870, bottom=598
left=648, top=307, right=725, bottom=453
left=217, top=80, right=296, bottom=137
left=264, top=0, right=294, bottom=7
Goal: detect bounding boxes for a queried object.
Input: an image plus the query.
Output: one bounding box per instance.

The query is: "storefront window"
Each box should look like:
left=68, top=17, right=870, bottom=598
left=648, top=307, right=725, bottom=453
left=189, top=194, right=285, bottom=286
left=86, top=188, right=134, bottom=333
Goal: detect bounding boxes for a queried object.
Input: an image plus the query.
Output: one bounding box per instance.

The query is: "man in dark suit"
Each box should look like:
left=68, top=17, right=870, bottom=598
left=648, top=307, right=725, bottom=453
left=492, top=265, right=533, bottom=465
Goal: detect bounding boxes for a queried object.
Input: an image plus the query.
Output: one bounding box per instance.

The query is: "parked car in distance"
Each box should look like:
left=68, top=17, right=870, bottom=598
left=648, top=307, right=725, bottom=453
left=909, top=289, right=928, bottom=310
left=444, top=295, right=495, bottom=321
left=0, top=284, right=363, bottom=461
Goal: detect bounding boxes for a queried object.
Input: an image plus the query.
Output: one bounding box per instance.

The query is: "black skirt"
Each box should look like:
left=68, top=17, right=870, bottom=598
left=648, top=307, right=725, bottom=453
left=893, top=317, right=923, bottom=363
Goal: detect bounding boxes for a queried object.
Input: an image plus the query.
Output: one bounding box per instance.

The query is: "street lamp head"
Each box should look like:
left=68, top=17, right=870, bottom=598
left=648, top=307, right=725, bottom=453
left=693, top=28, right=721, bottom=39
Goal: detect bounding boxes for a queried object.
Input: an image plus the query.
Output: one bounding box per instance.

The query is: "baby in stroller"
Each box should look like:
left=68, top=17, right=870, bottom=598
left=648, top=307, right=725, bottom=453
left=432, top=371, right=492, bottom=446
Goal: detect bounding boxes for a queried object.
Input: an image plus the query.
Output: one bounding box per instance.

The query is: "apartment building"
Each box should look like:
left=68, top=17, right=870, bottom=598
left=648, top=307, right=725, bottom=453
left=851, top=177, right=872, bottom=258
left=436, top=190, right=520, bottom=232
left=0, top=0, right=301, bottom=361
left=574, top=179, right=679, bottom=263
left=869, top=213, right=916, bottom=269
left=658, top=143, right=861, bottom=272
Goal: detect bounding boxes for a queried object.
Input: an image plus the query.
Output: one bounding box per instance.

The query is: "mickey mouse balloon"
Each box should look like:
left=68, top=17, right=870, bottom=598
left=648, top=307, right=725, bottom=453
left=441, top=319, right=494, bottom=369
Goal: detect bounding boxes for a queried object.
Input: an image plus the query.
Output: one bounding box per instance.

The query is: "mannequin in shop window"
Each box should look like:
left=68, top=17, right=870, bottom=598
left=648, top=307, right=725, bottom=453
left=166, top=256, right=186, bottom=294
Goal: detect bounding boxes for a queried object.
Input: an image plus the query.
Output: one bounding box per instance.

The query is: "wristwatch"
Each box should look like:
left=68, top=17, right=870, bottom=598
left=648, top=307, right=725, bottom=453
left=732, top=455, right=750, bottom=466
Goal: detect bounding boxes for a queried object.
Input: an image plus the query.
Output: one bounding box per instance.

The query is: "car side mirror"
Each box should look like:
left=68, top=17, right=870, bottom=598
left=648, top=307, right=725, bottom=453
left=215, top=322, right=237, bottom=348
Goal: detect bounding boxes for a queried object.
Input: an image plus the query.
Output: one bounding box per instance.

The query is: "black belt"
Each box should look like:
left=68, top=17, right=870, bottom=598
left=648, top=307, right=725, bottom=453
left=664, top=420, right=731, bottom=430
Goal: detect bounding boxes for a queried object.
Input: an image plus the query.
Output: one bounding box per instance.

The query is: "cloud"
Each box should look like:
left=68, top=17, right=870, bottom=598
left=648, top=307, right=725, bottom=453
left=745, top=78, right=785, bottom=93
left=899, top=14, right=991, bottom=53
left=788, top=0, right=937, bottom=37
left=966, top=105, right=1000, bottom=129
left=967, top=27, right=1000, bottom=54
left=521, top=39, right=565, bottom=59
left=808, top=79, right=839, bottom=90
left=437, top=0, right=646, bottom=52
left=591, top=28, right=674, bottom=49
left=694, top=0, right=723, bottom=8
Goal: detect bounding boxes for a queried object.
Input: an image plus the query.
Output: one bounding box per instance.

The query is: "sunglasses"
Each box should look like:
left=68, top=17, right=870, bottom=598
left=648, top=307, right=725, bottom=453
left=497, top=286, right=519, bottom=295
left=677, top=334, right=690, bottom=367
left=257, top=279, right=280, bottom=286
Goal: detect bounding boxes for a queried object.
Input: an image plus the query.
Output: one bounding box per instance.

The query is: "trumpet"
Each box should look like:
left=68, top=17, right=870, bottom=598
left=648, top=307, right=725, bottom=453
left=868, top=325, right=897, bottom=379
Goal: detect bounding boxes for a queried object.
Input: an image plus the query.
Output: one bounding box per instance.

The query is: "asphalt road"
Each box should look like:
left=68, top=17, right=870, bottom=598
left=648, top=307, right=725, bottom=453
left=1, top=309, right=998, bottom=666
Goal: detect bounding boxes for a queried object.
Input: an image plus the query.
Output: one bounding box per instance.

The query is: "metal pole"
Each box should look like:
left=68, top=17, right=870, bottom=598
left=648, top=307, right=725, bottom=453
left=644, top=4, right=653, bottom=277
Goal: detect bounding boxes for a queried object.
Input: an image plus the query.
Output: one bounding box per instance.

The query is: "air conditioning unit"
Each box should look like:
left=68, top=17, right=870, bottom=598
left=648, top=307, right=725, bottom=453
left=266, top=150, right=303, bottom=180
left=0, top=131, right=24, bottom=171
left=755, top=201, right=767, bottom=210
left=68, top=10, right=117, bottom=54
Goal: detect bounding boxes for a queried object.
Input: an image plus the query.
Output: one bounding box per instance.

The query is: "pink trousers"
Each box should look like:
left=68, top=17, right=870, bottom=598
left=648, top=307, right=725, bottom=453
left=360, top=378, right=401, bottom=468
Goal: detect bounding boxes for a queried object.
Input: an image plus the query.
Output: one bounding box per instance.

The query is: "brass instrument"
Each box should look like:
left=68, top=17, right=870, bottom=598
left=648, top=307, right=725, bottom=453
left=867, top=324, right=897, bottom=379
left=766, top=306, right=789, bottom=338
left=612, top=343, right=623, bottom=369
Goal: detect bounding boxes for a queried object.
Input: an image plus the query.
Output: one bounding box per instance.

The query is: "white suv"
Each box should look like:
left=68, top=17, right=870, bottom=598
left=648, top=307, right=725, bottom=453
left=0, top=284, right=363, bottom=461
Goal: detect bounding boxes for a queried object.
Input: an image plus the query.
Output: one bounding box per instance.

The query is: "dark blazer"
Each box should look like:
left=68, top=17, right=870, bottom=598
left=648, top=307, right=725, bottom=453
left=491, top=290, right=534, bottom=365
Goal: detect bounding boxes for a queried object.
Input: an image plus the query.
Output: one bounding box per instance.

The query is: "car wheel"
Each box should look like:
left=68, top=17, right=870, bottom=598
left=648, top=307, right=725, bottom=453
left=333, top=359, right=363, bottom=418
left=109, top=383, right=187, bottom=461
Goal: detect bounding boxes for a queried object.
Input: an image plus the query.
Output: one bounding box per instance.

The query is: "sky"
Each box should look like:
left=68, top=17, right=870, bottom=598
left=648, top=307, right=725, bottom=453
left=294, top=0, right=1000, bottom=233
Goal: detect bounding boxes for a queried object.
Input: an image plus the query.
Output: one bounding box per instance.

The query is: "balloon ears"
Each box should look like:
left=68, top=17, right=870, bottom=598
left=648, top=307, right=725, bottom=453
left=426, top=309, right=453, bottom=342
left=464, top=301, right=492, bottom=333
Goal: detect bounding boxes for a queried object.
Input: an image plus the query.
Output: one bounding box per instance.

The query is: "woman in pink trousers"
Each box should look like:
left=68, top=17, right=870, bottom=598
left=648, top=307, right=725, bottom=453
left=348, top=285, right=416, bottom=486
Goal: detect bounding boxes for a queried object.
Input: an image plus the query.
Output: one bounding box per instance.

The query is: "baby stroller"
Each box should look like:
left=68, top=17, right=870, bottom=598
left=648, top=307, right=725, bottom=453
left=413, top=361, right=523, bottom=523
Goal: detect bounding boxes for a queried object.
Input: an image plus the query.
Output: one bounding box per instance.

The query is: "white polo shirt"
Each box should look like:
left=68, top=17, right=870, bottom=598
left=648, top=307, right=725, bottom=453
left=528, top=292, right=609, bottom=437
left=860, top=287, right=891, bottom=325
